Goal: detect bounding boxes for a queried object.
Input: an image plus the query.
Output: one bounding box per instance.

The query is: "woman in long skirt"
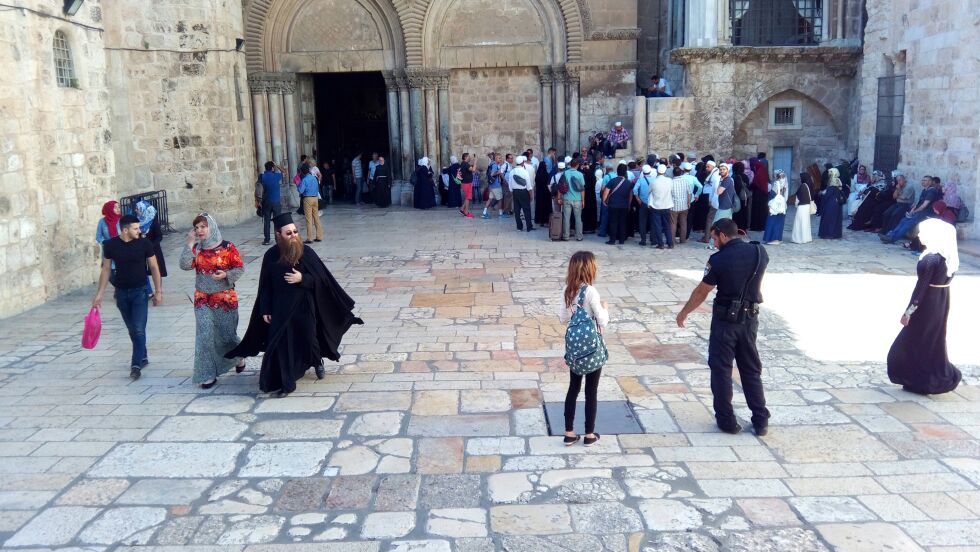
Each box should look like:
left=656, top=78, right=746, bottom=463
left=818, top=168, right=844, bottom=239
left=790, top=173, right=813, bottom=244
left=762, top=170, right=789, bottom=244
left=179, top=214, right=246, bottom=389
left=534, top=160, right=552, bottom=225
left=887, top=219, right=961, bottom=394
left=413, top=158, right=436, bottom=209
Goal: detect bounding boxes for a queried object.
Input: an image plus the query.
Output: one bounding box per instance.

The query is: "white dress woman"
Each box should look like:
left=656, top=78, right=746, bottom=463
left=791, top=175, right=814, bottom=244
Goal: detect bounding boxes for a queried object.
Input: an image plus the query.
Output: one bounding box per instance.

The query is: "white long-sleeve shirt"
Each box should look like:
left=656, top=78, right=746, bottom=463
left=558, top=285, right=609, bottom=328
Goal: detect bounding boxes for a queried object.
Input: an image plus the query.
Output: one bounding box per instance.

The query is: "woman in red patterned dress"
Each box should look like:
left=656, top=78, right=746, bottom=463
left=179, top=214, right=246, bottom=389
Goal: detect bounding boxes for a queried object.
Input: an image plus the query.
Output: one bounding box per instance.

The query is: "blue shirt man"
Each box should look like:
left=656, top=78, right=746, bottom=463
left=488, top=161, right=502, bottom=189
left=632, top=171, right=653, bottom=204
left=260, top=167, right=282, bottom=205
left=298, top=173, right=319, bottom=198
left=563, top=167, right=585, bottom=203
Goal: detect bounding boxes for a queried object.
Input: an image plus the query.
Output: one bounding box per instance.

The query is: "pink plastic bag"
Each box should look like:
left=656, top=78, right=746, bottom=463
left=82, top=307, right=101, bottom=349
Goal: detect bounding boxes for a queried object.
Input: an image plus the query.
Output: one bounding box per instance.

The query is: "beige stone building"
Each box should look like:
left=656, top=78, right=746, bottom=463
left=0, top=0, right=976, bottom=317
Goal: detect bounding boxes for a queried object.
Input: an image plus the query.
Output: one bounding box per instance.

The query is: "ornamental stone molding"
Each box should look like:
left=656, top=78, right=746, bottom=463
left=589, top=28, right=640, bottom=41
left=538, top=66, right=554, bottom=85
left=670, top=46, right=863, bottom=73
left=567, top=61, right=638, bottom=73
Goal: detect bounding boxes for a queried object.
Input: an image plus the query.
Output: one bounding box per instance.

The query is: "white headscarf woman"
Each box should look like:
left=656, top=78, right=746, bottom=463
left=917, top=218, right=959, bottom=277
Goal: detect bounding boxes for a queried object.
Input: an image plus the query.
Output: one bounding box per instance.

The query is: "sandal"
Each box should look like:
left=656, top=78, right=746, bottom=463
left=563, top=434, right=580, bottom=446
left=201, top=379, right=217, bottom=390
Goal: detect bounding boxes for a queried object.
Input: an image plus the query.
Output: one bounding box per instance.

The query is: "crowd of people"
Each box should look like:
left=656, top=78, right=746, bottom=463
left=87, top=115, right=964, bottom=429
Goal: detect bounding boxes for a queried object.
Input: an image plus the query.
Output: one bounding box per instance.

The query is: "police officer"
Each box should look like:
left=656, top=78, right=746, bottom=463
left=676, top=218, right=771, bottom=436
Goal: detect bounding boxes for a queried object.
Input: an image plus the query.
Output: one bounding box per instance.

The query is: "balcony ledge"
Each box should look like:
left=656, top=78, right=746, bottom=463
left=670, top=45, right=863, bottom=76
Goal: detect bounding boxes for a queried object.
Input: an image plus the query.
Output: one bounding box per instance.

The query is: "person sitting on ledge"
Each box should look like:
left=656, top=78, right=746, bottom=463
left=646, top=73, right=673, bottom=98
left=603, top=122, right=631, bottom=159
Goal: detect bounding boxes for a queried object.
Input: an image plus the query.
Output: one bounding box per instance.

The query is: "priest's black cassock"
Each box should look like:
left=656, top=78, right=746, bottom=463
left=227, top=217, right=363, bottom=395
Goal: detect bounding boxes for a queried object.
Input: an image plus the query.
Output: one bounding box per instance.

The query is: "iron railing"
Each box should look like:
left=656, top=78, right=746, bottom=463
left=119, top=190, right=176, bottom=233
left=730, top=0, right=822, bottom=46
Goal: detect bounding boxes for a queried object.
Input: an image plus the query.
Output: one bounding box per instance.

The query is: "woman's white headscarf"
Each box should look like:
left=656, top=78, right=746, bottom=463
left=198, top=213, right=223, bottom=250
left=918, top=218, right=959, bottom=277
left=418, top=157, right=429, bottom=168
left=827, top=168, right=842, bottom=188
left=449, top=155, right=459, bottom=164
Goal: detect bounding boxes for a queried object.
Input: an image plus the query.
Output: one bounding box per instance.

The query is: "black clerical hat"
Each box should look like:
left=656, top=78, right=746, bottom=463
left=273, top=212, right=294, bottom=231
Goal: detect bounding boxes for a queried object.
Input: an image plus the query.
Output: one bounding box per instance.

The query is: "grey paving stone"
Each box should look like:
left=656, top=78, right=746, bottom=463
left=375, top=474, right=421, bottom=511
left=569, top=502, right=643, bottom=533
left=239, top=442, right=333, bottom=477
left=275, top=478, right=330, bottom=511
left=78, top=506, right=167, bottom=545
left=407, top=414, right=510, bottom=437
left=420, top=474, right=483, bottom=509
left=89, top=443, right=245, bottom=478
left=4, top=506, right=100, bottom=546
left=117, top=479, right=212, bottom=505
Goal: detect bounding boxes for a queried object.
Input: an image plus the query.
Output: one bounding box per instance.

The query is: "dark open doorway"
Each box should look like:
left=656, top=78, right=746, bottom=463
left=313, top=72, right=389, bottom=196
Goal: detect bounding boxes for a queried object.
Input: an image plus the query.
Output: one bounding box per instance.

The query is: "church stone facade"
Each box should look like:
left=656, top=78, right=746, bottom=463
left=0, top=0, right=977, bottom=317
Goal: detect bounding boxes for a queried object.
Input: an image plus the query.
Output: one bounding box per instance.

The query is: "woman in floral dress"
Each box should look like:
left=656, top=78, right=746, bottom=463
left=179, top=213, right=246, bottom=388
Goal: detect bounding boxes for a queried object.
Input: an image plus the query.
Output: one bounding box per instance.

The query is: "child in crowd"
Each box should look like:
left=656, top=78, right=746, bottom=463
left=559, top=251, right=610, bottom=447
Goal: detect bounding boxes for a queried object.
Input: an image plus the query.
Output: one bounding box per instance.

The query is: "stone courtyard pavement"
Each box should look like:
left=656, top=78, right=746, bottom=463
left=1, top=204, right=979, bottom=552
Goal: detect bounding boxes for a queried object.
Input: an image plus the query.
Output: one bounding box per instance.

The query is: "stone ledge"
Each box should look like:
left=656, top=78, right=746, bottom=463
left=670, top=45, right=863, bottom=73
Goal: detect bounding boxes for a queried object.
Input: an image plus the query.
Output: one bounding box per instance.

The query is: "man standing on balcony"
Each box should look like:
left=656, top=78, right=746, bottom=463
left=603, top=122, right=631, bottom=159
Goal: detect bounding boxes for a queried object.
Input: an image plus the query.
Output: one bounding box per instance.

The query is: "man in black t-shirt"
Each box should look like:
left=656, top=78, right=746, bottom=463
left=676, top=218, right=771, bottom=436
left=92, top=214, right=163, bottom=380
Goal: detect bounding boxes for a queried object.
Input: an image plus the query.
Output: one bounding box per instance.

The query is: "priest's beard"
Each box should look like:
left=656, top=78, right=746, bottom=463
left=276, top=233, right=304, bottom=267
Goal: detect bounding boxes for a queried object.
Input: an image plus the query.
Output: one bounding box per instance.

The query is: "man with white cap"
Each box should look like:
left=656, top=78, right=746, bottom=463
left=603, top=122, right=631, bottom=159
left=509, top=155, right=535, bottom=232
left=632, top=164, right=655, bottom=245
left=699, top=160, right=720, bottom=243
left=649, top=163, right=675, bottom=249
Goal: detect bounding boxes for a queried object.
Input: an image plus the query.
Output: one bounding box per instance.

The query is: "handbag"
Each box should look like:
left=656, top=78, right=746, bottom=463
left=809, top=202, right=817, bottom=216
left=82, top=307, right=102, bottom=349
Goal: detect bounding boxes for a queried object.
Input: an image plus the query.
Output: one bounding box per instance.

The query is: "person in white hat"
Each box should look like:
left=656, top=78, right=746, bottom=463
left=509, top=155, right=535, bottom=232
left=603, top=121, right=631, bottom=159
left=649, top=163, right=676, bottom=248
left=633, top=164, right=655, bottom=245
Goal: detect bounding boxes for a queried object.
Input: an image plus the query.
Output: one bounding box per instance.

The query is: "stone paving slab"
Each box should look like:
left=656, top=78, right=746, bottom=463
left=0, top=205, right=978, bottom=550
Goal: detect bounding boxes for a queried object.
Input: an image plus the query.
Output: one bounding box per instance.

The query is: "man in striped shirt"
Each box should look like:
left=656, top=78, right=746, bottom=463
left=670, top=165, right=694, bottom=243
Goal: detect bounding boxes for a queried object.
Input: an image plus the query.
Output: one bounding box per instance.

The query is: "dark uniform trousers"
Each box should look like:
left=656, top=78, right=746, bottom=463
left=708, top=308, right=770, bottom=430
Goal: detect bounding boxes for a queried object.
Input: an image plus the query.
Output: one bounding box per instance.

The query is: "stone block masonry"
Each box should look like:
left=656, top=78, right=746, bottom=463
left=450, top=67, right=542, bottom=161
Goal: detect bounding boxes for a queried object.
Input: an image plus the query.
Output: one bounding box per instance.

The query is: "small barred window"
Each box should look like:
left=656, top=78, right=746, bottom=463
left=53, top=31, right=76, bottom=88
left=774, top=107, right=796, bottom=126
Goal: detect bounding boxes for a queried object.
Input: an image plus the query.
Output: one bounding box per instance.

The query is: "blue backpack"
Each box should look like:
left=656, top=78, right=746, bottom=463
left=564, top=285, right=608, bottom=376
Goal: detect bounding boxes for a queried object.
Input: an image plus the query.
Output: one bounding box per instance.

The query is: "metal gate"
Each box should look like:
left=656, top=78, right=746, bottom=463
left=873, top=75, right=906, bottom=176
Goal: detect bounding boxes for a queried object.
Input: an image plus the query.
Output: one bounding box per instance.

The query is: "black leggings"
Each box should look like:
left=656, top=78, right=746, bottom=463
left=564, top=368, right=602, bottom=434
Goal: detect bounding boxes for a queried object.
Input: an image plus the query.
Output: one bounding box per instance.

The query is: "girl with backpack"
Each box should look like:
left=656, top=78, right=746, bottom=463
left=559, top=251, right=610, bottom=447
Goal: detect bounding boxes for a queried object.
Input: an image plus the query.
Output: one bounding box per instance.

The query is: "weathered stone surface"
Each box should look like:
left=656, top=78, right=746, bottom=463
left=4, top=506, right=100, bottom=546
left=253, top=419, right=344, bottom=440
left=89, top=443, right=245, bottom=478
left=326, top=475, right=376, bottom=509
left=421, top=474, right=483, bottom=509
left=569, top=502, right=643, bottom=533
left=184, top=395, right=255, bottom=414
left=349, top=412, right=404, bottom=436
left=117, top=479, right=211, bottom=505
left=78, top=507, right=167, bottom=544
left=56, top=478, right=130, bottom=505
left=276, top=479, right=330, bottom=511
left=817, top=523, right=925, bottom=552
left=255, top=396, right=336, bottom=413
left=375, top=474, right=421, bottom=511
left=216, top=515, right=285, bottom=544
left=491, top=505, right=572, bottom=535
left=361, top=511, right=416, bottom=539
left=239, top=442, right=333, bottom=477
left=638, top=499, right=703, bottom=531
left=426, top=508, right=488, bottom=538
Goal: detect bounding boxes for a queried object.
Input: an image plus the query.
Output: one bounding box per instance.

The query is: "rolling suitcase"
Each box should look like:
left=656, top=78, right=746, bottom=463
left=549, top=211, right=563, bottom=241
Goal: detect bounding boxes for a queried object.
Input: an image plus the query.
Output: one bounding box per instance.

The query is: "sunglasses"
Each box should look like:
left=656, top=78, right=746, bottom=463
left=281, top=229, right=299, bottom=237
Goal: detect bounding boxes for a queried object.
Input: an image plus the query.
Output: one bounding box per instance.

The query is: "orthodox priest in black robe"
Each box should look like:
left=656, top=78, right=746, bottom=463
left=582, top=161, right=598, bottom=233
left=533, top=161, right=552, bottom=225
left=227, top=213, right=363, bottom=397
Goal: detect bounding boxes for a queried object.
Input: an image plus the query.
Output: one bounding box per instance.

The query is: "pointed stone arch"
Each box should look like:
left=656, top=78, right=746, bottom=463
left=244, top=0, right=406, bottom=72
left=736, top=73, right=849, bottom=135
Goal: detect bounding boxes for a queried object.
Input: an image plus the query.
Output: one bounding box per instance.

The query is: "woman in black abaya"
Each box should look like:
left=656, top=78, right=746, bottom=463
left=817, top=168, right=844, bottom=239
left=582, top=162, right=598, bottom=233
left=413, top=157, right=436, bottom=209
left=887, top=219, right=961, bottom=395
left=534, top=160, right=552, bottom=225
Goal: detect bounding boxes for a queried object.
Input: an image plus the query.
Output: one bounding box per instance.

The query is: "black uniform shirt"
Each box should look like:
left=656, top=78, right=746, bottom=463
left=702, top=238, right=769, bottom=305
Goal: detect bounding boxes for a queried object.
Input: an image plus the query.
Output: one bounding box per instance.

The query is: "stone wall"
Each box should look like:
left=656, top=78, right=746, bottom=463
left=856, top=0, right=979, bottom=235
left=102, top=0, right=255, bottom=229
left=578, top=66, right=637, bottom=150
left=449, top=67, right=541, bottom=161
left=0, top=1, right=114, bottom=316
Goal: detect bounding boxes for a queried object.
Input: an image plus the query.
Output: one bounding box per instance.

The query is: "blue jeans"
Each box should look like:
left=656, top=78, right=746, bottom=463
left=887, top=211, right=928, bottom=240
left=115, top=287, right=148, bottom=369
left=652, top=208, right=674, bottom=247
left=598, top=202, right=609, bottom=237
left=262, top=200, right=282, bottom=242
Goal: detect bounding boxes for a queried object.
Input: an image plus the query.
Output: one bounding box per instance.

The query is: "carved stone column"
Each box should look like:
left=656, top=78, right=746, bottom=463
left=382, top=71, right=402, bottom=181
left=406, top=69, right=426, bottom=163
left=266, top=78, right=285, bottom=167
left=397, top=73, right=413, bottom=187
left=634, top=95, right=648, bottom=158
left=437, top=72, right=452, bottom=168
left=281, top=76, right=299, bottom=177
left=566, top=68, right=580, bottom=153
left=423, top=74, right=439, bottom=167
left=538, top=67, right=554, bottom=151
left=248, top=75, right=269, bottom=170
left=552, top=66, right=567, bottom=154
left=717, top=0, right=731, bottom=46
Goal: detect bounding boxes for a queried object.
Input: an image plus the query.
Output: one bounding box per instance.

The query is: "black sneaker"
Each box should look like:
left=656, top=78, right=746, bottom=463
left=261, top=240, right=271, bottom=245
left=753, top=425, right=769, bottom=437
left=314, top=365, right=325, bottom=380
left=129, top=366, right=141, bottom=380
left=140, top=358, right=149, bottom=368
left=719, top=423, right=743, bottom=435
left=584, top=433, right=601, bottom=447
left=563, top=434, right=580, bottom=446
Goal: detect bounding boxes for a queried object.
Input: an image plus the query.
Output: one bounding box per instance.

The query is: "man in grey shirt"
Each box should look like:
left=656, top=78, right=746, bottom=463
left=880, top=174, right=915, bottom=233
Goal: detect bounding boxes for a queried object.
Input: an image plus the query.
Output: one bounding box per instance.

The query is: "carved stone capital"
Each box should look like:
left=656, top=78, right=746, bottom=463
left=589, top=28, right=641, bottom=41
left=537, top=66, right=554, bottom=86
left=247, top=75, right=268, bottom=94
left=280, top=77, right=297, bottom=95
left=551, top=65, right=568, bottom=84
left=382, top=70, right=398, bottom=90
left=670, top=46, right=863, bottom=70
